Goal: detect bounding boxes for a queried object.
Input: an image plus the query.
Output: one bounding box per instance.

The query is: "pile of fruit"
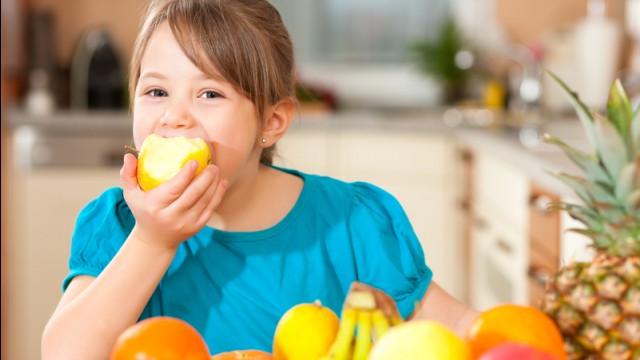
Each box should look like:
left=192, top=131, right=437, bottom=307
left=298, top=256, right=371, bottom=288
left=109, top=282, right=568, bottom=360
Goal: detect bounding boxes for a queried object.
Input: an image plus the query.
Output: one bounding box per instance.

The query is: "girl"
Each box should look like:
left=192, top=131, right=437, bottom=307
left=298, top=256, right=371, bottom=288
left=42, top=0, right=478, bottom=358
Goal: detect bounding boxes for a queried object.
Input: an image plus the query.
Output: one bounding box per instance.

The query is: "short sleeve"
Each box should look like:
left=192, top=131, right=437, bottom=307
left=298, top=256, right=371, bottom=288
left=347, top=182, right=432, bottom=319
left=62, top=187, right=135, bottom=291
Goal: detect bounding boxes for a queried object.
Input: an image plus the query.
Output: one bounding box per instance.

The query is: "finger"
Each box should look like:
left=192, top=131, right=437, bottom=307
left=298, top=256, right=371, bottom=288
left=120, top=153, right=140, bottom=191
left=173, top=164, right=221, bottom=214
left=157, top=160, right=199, bottom=201
left=197, top=178, right=228, bottom=225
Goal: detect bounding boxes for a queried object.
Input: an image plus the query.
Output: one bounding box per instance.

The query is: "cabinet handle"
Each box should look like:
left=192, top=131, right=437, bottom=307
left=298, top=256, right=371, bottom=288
left=528, top=265, right=552, bottom=287
left=473, top=216, right=487, bottom=229
left=495, top=237, right=513, bottom=254
left=529, top=194, right=553, bottom=214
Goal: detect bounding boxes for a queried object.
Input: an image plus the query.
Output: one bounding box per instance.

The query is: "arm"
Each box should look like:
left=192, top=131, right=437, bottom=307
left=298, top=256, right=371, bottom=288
left=41, top=154, right=227, bottom=360
left=409, top=281, right=479, bottom=337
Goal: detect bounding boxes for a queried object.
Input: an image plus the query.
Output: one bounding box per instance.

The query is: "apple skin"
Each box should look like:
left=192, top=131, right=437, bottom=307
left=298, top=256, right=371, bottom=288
left=478, top=343, right=561, bottom=360
left=136, top=134, right=211, bottom=191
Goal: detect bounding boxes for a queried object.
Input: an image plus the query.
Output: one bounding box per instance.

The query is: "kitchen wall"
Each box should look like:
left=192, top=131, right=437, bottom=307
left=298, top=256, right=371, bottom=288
left=23, top=0, right=634, bottom=110
left=31, top=0, right=146, bottom=67
left=32, top=0, right=624, bottom=69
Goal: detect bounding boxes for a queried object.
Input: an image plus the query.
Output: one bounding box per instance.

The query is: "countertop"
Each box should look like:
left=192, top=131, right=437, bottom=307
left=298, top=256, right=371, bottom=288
left=8, top=107, right=587, bottom=197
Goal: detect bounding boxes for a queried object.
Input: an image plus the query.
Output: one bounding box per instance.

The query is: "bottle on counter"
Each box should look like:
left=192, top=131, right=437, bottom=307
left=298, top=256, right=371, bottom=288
left=25, top=68, right=56, bottom=116
left=573, top=0, right=623, bottom=110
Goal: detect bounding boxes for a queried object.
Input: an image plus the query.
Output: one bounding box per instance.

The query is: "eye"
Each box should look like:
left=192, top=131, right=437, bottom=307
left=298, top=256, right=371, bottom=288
left=200, top=90, right=222, bottom=99
left=147, top=88, right=168, bottom=97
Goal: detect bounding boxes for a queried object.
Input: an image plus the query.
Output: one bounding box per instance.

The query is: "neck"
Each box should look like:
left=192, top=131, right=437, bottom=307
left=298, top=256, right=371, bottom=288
left=207, top=164, right=302, bottom=232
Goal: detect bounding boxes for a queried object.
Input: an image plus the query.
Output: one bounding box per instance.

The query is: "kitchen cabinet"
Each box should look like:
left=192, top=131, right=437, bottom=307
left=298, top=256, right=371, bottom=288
left=467, top=150, right=530, bottom=311
left=276, top=126, right=464, bottom=299
left=527, top=183, right=561, bottom=308
left=7, top=168, right=121, bottom=360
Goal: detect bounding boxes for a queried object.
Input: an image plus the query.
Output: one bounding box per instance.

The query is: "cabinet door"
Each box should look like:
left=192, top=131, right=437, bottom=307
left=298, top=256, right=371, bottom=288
left=470, top=152, right=530, bottom=310
left=274, top=127, right=336, bottom=176
left=528, top=183, right=561, bottom=307
left=337, top=129, right=463, bottom=299
left=8, top=168, right=121, bottom=360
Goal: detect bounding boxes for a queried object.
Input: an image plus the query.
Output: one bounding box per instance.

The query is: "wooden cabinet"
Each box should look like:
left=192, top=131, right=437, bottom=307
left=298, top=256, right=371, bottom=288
left=275, top=126, right=465, bottom=299
left=527, top=183, right=561, bottom=307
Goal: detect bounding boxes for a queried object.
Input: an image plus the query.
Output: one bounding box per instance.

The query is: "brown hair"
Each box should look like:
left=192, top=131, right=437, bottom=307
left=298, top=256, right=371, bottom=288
left=129, top=0, right=295, bottom=164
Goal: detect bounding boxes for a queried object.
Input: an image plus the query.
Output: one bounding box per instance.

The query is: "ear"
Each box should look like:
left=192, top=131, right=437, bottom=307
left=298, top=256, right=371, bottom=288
left=260, top=97, right=296, bottom=146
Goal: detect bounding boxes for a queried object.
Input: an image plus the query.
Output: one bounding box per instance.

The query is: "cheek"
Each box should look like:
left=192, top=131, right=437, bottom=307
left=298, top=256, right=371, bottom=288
left=132, top=108, right=156, bottom=149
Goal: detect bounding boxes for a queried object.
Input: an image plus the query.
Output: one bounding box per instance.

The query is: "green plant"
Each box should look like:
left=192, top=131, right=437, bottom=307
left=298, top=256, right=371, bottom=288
left=410, top=19, right=470, bottom=102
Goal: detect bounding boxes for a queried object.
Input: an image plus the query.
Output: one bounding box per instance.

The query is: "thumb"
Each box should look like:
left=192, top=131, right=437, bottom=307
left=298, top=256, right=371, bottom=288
left=120, top=153, right=140, bottom=190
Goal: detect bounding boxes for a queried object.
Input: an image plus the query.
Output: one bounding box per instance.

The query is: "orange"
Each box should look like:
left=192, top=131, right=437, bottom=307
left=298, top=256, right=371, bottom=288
left=465, top=304, right=566, bottom=360
left=110, top=316, right=210, bottom=360
left=272, top=300, right=339, bottom=360
left=211, top=350, right=273, bottom=360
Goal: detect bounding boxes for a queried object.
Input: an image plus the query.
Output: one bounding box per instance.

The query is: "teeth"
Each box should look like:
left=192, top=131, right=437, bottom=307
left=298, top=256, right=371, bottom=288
left=321, top=282, right=404, bottom=360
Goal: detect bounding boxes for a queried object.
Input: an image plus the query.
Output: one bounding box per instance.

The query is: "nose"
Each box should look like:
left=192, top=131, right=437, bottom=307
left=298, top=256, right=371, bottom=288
left=159, top=102, right=196, bottom=129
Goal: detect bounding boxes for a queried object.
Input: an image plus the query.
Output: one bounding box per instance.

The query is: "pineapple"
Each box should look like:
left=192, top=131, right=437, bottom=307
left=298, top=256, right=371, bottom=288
left=541, top=72, right=640, bottom=360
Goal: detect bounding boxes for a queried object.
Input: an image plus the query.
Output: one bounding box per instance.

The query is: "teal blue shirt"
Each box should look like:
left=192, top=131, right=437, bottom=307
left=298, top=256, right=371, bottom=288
left=64, top=168, right=432, bottom=354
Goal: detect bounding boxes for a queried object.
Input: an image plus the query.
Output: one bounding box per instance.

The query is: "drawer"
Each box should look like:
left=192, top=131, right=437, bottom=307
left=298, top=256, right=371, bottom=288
left=473, top=152, right=530, bottom=229
left=529, top=183, right=561, bottom=261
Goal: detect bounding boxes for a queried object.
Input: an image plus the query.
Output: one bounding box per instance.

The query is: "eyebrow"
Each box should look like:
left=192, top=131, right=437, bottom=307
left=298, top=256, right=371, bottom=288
left=139, top=71, right=167, bottom=81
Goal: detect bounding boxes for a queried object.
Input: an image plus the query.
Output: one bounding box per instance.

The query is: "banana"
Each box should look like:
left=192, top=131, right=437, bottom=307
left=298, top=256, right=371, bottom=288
left=321, top=282, right=405, bottom=360
left=322, top=307, right=358, bottom=360
left=346, top=290, right=376, bottom=310
left=352, top=310, right=372, bottom=360
left=371, top=309, right=390, bottom=341
left=389, top=315, right=404, bottom=326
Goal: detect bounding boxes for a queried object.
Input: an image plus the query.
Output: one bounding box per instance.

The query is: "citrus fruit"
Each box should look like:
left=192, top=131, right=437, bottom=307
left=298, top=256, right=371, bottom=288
left=272, top=300, right=339, bottom=360
left=137, top=134, right=211, bottom=191
left=478, top=343, right=561, bottom=360
left=110, top=316, right=210, bottom=360
left=368, top=320, right=471, bottom=360
left=210, top=350, right=273, bottom=359
left=465, top=304, right=566, bottom=359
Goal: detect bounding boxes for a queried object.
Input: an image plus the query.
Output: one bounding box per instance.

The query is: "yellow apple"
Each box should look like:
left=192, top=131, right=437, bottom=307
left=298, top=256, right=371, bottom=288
left=136, top=134, right=211, bottom=191
left=368, top=320, right=471, bottom=360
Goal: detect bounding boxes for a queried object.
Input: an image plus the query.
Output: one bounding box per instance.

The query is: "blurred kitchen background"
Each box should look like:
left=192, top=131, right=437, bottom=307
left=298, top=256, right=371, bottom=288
left=1, top=0, right=639, bottom=359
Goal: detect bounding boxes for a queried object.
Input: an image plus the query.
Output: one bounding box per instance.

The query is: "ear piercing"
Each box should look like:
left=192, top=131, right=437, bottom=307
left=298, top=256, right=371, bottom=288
left=261, top=138, right=267, bottom=144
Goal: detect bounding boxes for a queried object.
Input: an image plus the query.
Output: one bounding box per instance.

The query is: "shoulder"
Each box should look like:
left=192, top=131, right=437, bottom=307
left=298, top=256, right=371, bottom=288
left=74, top=187, right=133, bottom=237
left=298, top=170, right=400, bottom=209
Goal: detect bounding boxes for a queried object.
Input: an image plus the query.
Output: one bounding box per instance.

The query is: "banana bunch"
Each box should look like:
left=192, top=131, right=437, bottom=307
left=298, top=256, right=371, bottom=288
left=321, top=282, right=403, bottom=360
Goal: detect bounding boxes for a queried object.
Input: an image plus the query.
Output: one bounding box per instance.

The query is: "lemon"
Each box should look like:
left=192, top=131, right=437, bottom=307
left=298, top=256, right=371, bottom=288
left=368, top=320, right=471, bottom=360
left=272, top=300, right=339, bottom=360
left=136, top=134, right=211, bottom=191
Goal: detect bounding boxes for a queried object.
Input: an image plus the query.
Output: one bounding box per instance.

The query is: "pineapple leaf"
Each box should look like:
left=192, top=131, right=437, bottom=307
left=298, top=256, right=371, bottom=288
left=551, top=202, right=604, bottom=232
left=607, top=79, right=632, bottom=138
left=543, top=134, right=611, bottom=185
left=565, top=228, right=614, bottom=249
left=548, top=172, right=593, bottom=204
left=632, top=104, right=640, bottom=154
left=551, top=172, right=621, bottom=208
left=593, top=112, right=629, bottom=180
left=547, top=70, right=598, bottom=149
left=615, top=154, right=640, bottom=202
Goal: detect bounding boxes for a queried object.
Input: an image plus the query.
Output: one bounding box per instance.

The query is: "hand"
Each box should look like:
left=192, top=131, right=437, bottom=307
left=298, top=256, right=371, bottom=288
left=120, top=153, right=228, bottom=250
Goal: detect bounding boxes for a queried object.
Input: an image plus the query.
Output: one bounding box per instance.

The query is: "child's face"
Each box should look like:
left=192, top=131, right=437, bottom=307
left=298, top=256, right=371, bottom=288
left=133, top=22, right=263, bottom=183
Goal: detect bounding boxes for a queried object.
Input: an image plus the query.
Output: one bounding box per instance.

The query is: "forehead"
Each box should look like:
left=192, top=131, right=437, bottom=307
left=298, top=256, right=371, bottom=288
left=141, top=21, right=227, bottom=83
